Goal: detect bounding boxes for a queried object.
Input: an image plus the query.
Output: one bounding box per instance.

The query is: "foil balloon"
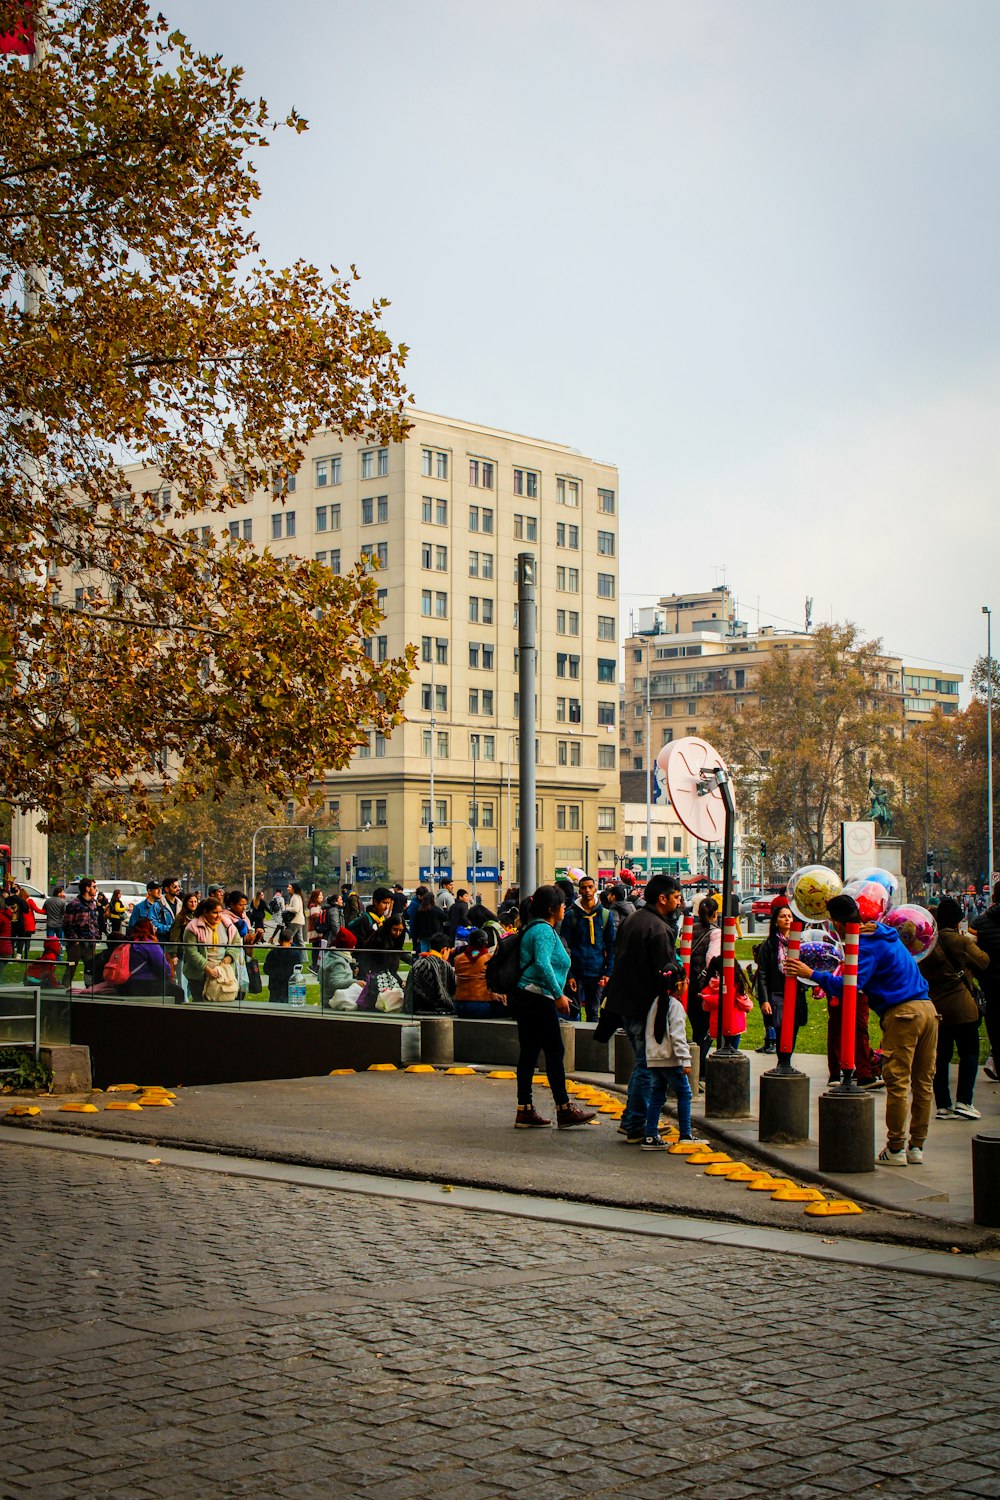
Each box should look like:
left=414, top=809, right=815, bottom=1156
left=883, top=903, right=938, bottom=962
left=849, top=867, right=900, bottom=914
left=796, top=927, right=844, bottom=986
left=786, top=865, right=843, bottom=924
left=842, top=878, right=892, bottom=923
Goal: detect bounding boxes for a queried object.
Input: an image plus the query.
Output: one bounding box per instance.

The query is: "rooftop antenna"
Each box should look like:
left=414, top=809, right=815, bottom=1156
left=805, top=596, right=814, bottom=632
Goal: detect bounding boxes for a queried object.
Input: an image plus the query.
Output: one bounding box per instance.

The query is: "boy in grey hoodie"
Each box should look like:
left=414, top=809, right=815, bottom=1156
left=641, top=980, right=698, bottom=1149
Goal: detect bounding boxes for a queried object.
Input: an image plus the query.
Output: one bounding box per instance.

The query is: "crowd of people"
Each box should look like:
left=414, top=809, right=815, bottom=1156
left=3, top=865, right=997, bottom=1162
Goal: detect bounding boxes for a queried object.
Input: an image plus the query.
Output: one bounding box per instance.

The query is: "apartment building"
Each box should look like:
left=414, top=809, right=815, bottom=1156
left=620, top=588, right=959, bottom=769
left=111, top=410, right=621, bottom=893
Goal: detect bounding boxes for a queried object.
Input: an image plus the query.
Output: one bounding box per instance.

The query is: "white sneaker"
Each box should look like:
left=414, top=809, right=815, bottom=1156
left=936, top=1107, right=956, bottom=1119
left=952, top=1102, right=982, bottom=1120
left=877, top=1146, right=908, bottom=1167
left=906, top=1145, right=924, bottom=1165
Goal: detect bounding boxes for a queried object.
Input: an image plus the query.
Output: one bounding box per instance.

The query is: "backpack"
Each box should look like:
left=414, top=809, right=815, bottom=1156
left=102, top=943, right=131, bottom=985
left=484, top=930, right=524, bottom=996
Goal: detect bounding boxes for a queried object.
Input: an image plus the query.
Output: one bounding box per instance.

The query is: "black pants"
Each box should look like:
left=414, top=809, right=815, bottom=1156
left=511, top=990, right=568, bottom=1107
left=933, top=1019, right=982, bottom=1108
left=985, top=996, right=1000, bottom=1070
left=569, top=974, right=603, bottom=1022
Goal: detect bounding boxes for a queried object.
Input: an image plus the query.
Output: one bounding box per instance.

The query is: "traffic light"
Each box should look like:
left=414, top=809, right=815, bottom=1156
left=760, top=839, right=767, bottom=860
left=499, top=859, right=505, bottom=873
left=474, top=846, right=483, bottom=864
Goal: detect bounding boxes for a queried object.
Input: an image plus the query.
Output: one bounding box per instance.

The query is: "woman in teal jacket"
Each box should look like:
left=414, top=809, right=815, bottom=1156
left=510, top=885, right=596, bottom=1131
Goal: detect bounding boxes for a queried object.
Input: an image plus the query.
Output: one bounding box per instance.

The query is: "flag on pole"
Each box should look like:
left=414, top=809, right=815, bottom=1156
left=0, top=4, right=34, bottom=54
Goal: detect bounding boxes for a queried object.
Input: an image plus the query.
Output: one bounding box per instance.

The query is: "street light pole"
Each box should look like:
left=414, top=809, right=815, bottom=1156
left=470, top=734, right=479, bottom=903
left=645, top=652, right=652, bottom=882
left=984, top=605, right=994, bottom=888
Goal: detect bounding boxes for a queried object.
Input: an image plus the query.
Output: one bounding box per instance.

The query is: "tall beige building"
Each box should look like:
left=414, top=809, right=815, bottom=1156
left=112, top=410, right=621, bottom=893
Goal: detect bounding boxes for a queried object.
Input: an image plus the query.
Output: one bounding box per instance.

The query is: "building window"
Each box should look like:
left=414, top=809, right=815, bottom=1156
left=377, top=447, right=389, bottom=477
left=598, top=487, right=615, bottom=513
left=469, top=550, right=479, bottom=577
left=599, top=744, right=616, bottom=769
left=469, top=458, right=494, bottom=488
left=435, top=545, right=447, bottom=571
left=556, top=697, right=566, bottom=722
left=376, top=636, right=388, bottom=663
left=361, top=541, right=388, bottom=568
left=469, top=643, right=480, bottom=669
left=422, top=449, right=432, bottom=477
left=598, top=658, right=616, bottom=683
left=556, top=477, right=580, bottom=507
left=315, top=455, right=342, bottom=487
left=421, top=589, right=432, bottom=616
left=437, top=452, right=448, bottom=479
left=421, top=542, right=433, bottom=570
left=481, top=508, right=493, bottom=534
left=360, top=799, right=373, bottom=825
left=330, top=549, right=340, bottom=574
left=316, top=506, right=329, bottom=532
left=567, top=568, right=579, bottom=593
left=483, top=597, right=493, bottom=624
left=377, top=495, right=388, bottom=523
left=362, top=496, right=375, bottom=525
left=358, top=737, right=371, bottom=762
left=469, top=597, right=479, bottom=623
left=421, top=497, right=432, bottom=523
left=375, top=734, right=387, bottom=760
left=375, top=797, right=387, bottom=824
left=597, top=807, right=616, bottom=832
left=421, top=729, right=432, bottom=755
left=469, top=689, right=479, bottom=715
left=482, top=688, right=494, bottom=714
left=513, top=468, right=538, bottom=498
left=597, top=530, right=615, bottom=556
left=435, top=591, right=447, bottom=618
left=597, top=573, right=615, bottom=599
left=469, top=505, right=479, bottom=532
left=568, top=697, right=581, bottom=723
left=598, top=615, right=615, bottom=641
left=481, top=552, right=493, bottom=580
left=271, top=514, right=281, bottom=540
left=598, top=702, right=615, bottom=726
left=437, top=732, right=448, bottom=758
left=361, top=451, right=375, bottom=480
left=422, top=636, right=433, bottom=663
left=633, top=729, right=644, bottom=745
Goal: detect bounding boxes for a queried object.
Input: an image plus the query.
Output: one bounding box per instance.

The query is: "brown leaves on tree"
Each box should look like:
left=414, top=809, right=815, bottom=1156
left=0, top=1, right=413, bottom=833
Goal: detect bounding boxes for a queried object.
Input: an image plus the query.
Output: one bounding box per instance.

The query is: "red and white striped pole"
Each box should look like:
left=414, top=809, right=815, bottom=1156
left=678, top=910, right=694, bottom=1012
left=778, top=922, right=802, bottom=1061
left=838, top=923, right=861, bottom=1086
left=721, top=914, right=737, bottom=1046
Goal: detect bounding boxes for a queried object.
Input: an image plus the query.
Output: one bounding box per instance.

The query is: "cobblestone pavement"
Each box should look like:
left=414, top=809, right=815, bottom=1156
left=2, top=1141, right=999, bottom=1500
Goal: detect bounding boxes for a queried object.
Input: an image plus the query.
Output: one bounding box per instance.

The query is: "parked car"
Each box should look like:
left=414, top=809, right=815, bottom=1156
left=76, top=879, right=148, bottom=915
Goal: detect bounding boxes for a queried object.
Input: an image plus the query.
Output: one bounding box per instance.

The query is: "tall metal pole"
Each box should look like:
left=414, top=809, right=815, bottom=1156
left=985, top=605, right=994, bottom=888
left=924, top=737, right=930, bottom=902
left=470, top=734, right=479, bottom=902
left=428, top=647, right=436, bottom=886
left=645, top=653, right=652, bottom=881
left=517, top=554, right=537, bottom=897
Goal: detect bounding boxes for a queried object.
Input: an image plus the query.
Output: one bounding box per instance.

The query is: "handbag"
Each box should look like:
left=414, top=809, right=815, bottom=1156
left=203, top=961, right=239, bottom=1003
left=955, top=967, right=987, bottom=1019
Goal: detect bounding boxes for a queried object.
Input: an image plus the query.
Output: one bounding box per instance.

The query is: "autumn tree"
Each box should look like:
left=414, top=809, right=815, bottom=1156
left=704, top=623, right=902, bottom=869
left=0, top=1, right=414, bottom=834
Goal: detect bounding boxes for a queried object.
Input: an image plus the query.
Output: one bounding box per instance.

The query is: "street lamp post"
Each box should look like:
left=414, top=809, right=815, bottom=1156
left=470, top=734, right=480, bottom=903
left=984, top=605, right=994, bottom=890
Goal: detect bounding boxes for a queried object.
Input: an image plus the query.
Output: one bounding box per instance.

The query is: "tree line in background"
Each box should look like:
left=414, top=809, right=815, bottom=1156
left=706, top=624, right=995, bottom=895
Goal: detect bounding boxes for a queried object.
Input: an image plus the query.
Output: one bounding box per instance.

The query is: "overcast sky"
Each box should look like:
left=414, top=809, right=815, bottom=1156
left=167, top=0, right=1000, bottom=686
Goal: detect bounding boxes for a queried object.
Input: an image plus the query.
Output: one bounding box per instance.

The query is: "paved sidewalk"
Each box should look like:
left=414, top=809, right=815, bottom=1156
left=5, top=1063, right=998, bottom=1253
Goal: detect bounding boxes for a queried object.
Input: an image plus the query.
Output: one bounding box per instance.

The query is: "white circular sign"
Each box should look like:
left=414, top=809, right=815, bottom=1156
left=661, top=736, right=732, bottom=842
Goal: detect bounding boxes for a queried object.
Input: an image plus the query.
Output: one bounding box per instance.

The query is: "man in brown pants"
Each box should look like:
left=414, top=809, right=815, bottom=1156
left=787, top=892, right=937, bottom=1167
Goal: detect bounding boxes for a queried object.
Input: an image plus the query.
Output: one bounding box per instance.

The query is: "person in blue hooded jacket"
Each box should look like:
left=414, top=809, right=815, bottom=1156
left=561, top=876, right=615, bottom=1021
left=786, top=892, right=938, bottom=1168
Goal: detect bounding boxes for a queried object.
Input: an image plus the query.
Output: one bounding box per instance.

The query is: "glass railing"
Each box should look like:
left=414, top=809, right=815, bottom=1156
left=0, top=935, right=417, bottom=1016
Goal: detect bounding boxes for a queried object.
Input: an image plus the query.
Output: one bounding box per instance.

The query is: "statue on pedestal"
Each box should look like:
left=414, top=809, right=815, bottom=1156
left=862, top=775, right=894, bottom=838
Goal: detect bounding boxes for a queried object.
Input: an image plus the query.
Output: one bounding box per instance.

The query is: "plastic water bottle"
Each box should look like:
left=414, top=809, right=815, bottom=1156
left=288, top=965, right=307, bottom=1008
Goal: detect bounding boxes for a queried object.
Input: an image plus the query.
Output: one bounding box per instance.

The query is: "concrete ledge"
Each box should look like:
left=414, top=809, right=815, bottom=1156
left=452, top=1017, right=576, bottom=1072
left=573, top=1024, right=612, bottom=1074
left=68, top=997, right=421, bottom=1087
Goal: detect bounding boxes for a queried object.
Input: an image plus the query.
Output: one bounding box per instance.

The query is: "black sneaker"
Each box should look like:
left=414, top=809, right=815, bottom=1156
left=828, top=1073, right=842, bottom=1086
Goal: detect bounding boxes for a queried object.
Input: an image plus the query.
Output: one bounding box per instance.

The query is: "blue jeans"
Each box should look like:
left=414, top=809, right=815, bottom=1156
left=455, top=1000, right=493, bottom=1018
left=644, top=1067, right=692, bottom=1140
left=622, top=1016, right=654, bottom=1136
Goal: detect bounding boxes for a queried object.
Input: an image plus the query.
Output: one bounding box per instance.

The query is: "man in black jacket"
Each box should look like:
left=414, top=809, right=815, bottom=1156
left=600, top=874, right=684, bottom=1143
left=971, top=883, right=1000, bottom=1075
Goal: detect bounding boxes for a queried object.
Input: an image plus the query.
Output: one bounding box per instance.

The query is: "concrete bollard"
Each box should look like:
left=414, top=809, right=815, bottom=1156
left=818, top=1087, right=875, bottom=1173
left=559, top=1022, right=576, bottom=1074
left=972, top=1132, right=1000, bottom=1227
left=40, top=1045, right=92, bottom=1094
left=686, top=1044, right=700, bottom=1098
left=704, top=1051, right=751, bottom=1118
left=759, top=1069, right=810, bottom=1144
left=419, top=1016, right=454, bottom=1066
left=614, top=1031, right=632, bottom=1085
